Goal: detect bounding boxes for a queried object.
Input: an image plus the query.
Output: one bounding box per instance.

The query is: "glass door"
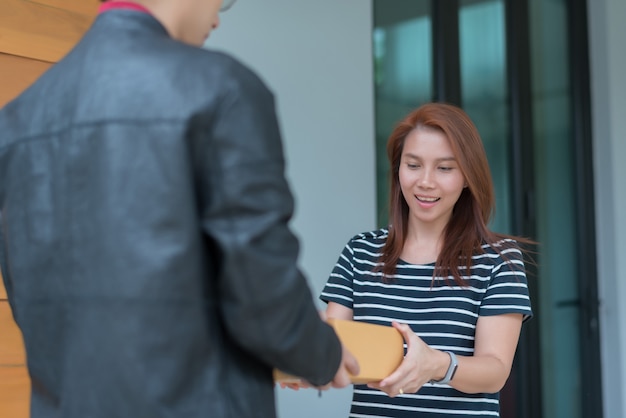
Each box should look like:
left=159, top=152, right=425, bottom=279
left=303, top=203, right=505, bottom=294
left=373, top=1, right=601, bottom=416
left=457, top=2, right=521, bottom=415
left=373, top=0, right=432, bottom=228
left=528, top=0, right=600, bottom=416
left=458, top=0, right=511, bottom=234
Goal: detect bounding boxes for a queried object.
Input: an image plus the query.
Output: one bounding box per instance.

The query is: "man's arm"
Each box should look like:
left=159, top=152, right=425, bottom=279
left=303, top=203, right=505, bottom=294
left=191, top=62, right=342, bottom=386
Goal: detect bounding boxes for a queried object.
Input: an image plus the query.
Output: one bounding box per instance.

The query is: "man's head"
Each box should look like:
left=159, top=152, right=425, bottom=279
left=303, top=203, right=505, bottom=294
left=101, top=0, right=236, bottom=46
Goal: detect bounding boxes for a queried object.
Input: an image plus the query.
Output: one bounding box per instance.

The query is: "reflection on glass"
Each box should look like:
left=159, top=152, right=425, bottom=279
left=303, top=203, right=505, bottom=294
left=459, top=0, right=510, bottom=234
left=374, top=0, right=432, bottom=227
left=530, top=0, right=582, bottom=417
left=373, top=1, right=585, bottom=417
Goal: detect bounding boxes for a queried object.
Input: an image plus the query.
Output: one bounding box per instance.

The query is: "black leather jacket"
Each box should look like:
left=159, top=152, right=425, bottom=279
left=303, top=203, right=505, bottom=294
left=0, top=10, right=341, bottom=418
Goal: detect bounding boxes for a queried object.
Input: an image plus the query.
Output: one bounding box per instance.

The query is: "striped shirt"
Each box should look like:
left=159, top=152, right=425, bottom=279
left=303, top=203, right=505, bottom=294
left=320, top=228, right=533, bottom=418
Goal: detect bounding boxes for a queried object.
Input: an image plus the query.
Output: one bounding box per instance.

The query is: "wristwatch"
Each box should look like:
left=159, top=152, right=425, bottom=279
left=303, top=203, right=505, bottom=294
left=430, top=351, right=458, bottom=384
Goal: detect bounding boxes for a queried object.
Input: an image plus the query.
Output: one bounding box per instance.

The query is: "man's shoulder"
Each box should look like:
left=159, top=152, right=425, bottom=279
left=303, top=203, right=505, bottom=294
left=176, top=44, right=241, bottom=68
left=165, top=44, right=271, bottom=96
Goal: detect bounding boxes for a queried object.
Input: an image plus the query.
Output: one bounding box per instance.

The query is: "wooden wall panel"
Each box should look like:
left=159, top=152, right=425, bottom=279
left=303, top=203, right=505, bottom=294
left=1, top=2, right=97, bottom=416
left=0, top=367, right=30, bottom=418
left=0, top=52, right=51, bottom=106
left=0, top=276, right=30, bottom=418
left=0, top=274, right=6, bottom=299
left=0, top=302, right=26, bottom=366
left=27, top=0, right=100, bottom=16
left=0, top=0, right=99, bottom=63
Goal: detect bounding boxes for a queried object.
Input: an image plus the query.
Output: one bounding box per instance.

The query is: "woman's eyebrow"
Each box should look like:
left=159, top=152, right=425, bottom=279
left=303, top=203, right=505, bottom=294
left=402, top=153, right=456, bottom=162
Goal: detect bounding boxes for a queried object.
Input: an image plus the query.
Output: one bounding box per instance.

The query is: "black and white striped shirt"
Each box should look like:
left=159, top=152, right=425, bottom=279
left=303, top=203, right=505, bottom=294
left=320, top=228, right=533, bottom=418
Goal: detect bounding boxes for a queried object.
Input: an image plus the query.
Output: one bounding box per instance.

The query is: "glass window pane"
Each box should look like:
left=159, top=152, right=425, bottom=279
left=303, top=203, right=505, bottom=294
left=459, top=0, right=511, bottom=233
left=373, top=0, right=432, bottom=227
left=530, top=0, right=582, bottom=416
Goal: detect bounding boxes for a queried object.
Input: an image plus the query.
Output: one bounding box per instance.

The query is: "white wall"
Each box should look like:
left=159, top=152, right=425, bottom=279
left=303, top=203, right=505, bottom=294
left=207, top=1, right=375, bottom=417
left=588, top=0, right=626, bottom=417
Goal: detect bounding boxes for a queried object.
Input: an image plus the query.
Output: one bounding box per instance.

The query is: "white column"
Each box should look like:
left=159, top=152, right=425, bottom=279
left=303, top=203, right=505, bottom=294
left=208, top=1, right=375, bottom=417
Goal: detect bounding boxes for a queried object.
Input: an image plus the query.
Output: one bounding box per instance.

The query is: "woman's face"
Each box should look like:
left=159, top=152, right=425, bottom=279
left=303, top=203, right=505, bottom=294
left=398, top=127, right=467, bottom=231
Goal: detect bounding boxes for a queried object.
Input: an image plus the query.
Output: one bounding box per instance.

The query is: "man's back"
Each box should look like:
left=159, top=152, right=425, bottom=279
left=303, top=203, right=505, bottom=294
left=0, top=9, right=341, bottom=418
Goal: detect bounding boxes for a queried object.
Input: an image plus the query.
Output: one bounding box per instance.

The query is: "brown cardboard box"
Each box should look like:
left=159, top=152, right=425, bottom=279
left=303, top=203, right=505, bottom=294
left=274, top=319, right=404, bottom=384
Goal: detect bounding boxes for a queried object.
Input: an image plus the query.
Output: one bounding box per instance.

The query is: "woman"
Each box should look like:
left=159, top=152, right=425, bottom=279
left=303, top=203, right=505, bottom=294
left=320, top=102, right=533, bottom=417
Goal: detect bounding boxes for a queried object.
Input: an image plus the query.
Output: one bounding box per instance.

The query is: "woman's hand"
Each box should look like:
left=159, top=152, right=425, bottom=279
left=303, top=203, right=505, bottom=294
left=369, top=314, right=524, bottom=396
left=367, top=321, right=448, bottom=397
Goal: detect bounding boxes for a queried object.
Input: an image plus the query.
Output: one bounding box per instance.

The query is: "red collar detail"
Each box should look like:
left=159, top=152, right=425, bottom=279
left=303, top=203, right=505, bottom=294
left=98, top=1, right=151, bottom=14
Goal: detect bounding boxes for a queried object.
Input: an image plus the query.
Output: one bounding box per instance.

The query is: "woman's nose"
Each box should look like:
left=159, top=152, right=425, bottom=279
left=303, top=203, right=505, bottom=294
left=418, top=168, right=435, bottom=188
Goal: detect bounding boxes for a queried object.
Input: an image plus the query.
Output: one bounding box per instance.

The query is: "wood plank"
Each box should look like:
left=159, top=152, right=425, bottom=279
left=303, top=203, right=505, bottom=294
left=0, top=0, right=98, bottom=62
left=0, top=301, right=26, bottom=366
left=29, top=0, right=101, bottom=16
left=0, top=52, right=51, bottom=107
left=0, top=2, right=93, bottom=416
left=0, top=367, right=30, bottom=418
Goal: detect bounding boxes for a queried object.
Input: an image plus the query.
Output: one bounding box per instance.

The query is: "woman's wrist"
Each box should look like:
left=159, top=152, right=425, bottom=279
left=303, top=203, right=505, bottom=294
left=429, top=349, right=453, bottom=382
left=430, top=351, right=458, bottom=384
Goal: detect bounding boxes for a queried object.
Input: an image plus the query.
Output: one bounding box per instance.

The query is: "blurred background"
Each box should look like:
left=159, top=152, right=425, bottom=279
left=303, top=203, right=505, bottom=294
left=1, top=1, right=623, bottom=417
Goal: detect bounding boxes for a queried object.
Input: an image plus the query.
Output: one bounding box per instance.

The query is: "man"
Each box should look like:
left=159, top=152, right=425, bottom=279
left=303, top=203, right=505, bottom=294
left=0, top=0, right=358, bottom=417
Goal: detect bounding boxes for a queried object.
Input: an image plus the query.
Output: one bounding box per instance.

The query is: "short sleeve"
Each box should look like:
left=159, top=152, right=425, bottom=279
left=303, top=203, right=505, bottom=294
left=479, top=244, right=533, bottom=322
left=320, top=239, right=356, bottom=309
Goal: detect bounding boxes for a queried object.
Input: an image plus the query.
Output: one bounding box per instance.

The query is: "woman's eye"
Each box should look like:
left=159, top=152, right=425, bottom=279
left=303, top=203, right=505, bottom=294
left=407, top=163, right=419, bottom=169
left=439, top=166, right=453, bottom=171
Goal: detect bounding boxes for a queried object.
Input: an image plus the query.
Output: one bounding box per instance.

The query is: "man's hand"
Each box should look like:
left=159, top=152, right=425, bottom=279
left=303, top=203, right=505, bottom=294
left=277, top=344, right=359, bottom=391
left=330, top=344, right=359, bottom=388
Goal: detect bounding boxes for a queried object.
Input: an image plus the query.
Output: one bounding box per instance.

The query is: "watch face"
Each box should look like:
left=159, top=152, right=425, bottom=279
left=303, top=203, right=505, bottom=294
left=443, top=351, right=458, bottom=383
left=449, top=363, right=458, bottom=381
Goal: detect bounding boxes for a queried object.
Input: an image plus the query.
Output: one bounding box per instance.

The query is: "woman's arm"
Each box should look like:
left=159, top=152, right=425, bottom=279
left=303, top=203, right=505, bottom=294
left=448, top=313, right=523, bottom=393
left=325, top=301, right=354, bottom=321
left=370, top=313, right=523, bottom=396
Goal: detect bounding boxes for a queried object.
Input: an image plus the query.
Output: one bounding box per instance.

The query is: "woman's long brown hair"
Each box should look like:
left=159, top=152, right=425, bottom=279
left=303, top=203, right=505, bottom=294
left=380, top=102, right=533, bottom=284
